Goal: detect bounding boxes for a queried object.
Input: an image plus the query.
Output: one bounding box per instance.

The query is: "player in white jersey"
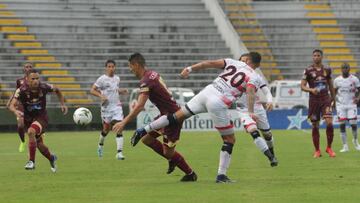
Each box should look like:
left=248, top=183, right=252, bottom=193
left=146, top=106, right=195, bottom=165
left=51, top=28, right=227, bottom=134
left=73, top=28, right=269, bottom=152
left=237, top=53, right=276, bottom=157
left=90, top=60, right=128, bottom=159
left=333, top=63, right=360, bottom=152
left=131, top=52, right=277, bottom=183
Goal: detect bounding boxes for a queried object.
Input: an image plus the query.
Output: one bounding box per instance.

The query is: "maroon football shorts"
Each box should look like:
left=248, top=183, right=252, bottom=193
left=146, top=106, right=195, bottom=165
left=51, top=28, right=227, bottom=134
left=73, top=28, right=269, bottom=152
left=308, top=96, right=333, bottom=122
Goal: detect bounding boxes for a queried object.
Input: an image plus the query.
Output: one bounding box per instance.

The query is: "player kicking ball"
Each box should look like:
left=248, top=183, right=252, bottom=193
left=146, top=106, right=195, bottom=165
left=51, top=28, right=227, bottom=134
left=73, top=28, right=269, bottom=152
left=8, top=69, right=68, bottom=172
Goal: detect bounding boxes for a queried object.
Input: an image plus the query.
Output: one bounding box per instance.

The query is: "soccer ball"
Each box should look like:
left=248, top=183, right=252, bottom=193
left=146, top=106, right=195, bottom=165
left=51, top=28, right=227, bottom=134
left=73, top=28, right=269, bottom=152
left=73, top=107, right=92, bottom=125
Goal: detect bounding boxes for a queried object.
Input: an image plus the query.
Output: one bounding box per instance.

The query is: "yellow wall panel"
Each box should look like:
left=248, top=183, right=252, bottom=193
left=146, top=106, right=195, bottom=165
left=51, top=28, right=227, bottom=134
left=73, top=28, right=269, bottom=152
left=42, top=70, right=68, bottom=75
left=0, top=26, right=27, bottom=33
left=316, top=34, right=344, bottom=40
left=27, top=56, right=55, bottom=61
left=310, top=20, right=337, bottom=25
left=0, top=19, right=22, bottom=25
left=313, top=27, right=340, bottom=33
left=7, top=34, right=35, bottom=40
left=20, top=50, right=49, bottom=54
left=14, top=42, right=42, bottom=48
left=35, top=63, right=61, bottom=68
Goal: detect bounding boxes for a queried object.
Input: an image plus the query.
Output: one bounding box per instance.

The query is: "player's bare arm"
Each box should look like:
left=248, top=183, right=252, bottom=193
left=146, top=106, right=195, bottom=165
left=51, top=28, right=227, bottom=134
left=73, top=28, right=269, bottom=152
left=53, top=86, right=68, bottom=115
left=90, top=84, right=108, bottom=103
left=246, top=85, right=258, bottom=120
left=300, top=79, right=318, bottom=95
left=113, top=93, right=149, bottom=133
left=181, top=59, right=225, bottom=78
left=355, top=87, right=360, bottom=104
left=8, top=94, right=23, bottom=118
left=118, top=88, right=129, bottom=95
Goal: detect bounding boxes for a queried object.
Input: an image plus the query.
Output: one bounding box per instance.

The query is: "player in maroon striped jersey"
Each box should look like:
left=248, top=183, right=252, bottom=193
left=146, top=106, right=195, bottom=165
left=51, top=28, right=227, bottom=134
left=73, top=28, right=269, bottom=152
left=113, top=53, right=197, bottom=181
left=8, top=69, right=68, bottom=172
left=6, top=62, right=34, bottom=152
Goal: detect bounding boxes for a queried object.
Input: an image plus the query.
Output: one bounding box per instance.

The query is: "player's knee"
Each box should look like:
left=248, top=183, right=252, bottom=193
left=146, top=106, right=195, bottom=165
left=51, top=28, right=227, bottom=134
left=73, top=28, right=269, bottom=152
left=349, top=119, right=357, bottom=126
left=222, top=134, right=236, bottom=144
left=351, top=124, right=357, bottom=131
left=246, top=124, right=258, bottom=133
left=101, top=131, right=108, bottom=137
left=312, top=122, right=319, bottom=128
left=221, top=142, right=234, bottom=155
left=261, top=129, right=272, bottom=140
left=339, top=123, right=346, bottom=133
left=250, top=130, right=261, bottom=140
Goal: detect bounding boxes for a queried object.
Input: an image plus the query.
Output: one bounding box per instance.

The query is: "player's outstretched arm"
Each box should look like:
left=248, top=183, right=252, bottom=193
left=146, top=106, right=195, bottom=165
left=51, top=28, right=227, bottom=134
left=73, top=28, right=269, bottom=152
left=181, top=59, right=225, bottom=78
left=54, top=86, right=68, bottom=115
left=113, top=93, right=149, bottom=134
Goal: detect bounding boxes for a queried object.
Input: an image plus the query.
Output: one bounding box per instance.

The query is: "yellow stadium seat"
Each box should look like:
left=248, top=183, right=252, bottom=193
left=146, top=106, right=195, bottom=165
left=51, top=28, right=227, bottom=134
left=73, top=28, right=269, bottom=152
left=313, top=27, right=341, bottom=33
left=42, top=70, right=68, bottom=75
left=55, top=84, right=81, bottom=89
left=323, top=48, right=350, bottom=54
left=0, top=11, right=15, bottom=17
left=0, top=19, right=22, bottom=25
left=310, top=20, right=337, bottom=25
left=48, top=77, right=75, bottom=82
left=320, top=41, right=347, bottom=47
left=35, top=63, right=62, bottom=68
left=66, top=98, right=93, bottom=104
left=326, top=55, right=354, bottom=60
left=27, top=56, right=56, bottom=61
left=237, top=28, right=262, bottom=34
left=244, top=42, right=269, bottom=47
left=20, top=50, right=49, bottom=55
left=304, top=4, right=330, bottom=10
left=14, top=42, right=42, bottom=48
left=241, top=35, right=265, bottom=41
left=7, top=34, right=35, bottom=40
left=0, top=26, right=27, bottom=33
left=329, top=62, right=357, bottom=68
left=306, top=12, right=335, bottom=18
left=62, top=91, right=87, bottom=96
left=316, top=34, right=344, bottom=40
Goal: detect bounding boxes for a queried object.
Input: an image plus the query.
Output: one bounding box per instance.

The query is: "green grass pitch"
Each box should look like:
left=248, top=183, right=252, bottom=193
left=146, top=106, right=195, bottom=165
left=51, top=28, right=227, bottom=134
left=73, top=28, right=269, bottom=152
left=1, top=130, right=360, bottom=203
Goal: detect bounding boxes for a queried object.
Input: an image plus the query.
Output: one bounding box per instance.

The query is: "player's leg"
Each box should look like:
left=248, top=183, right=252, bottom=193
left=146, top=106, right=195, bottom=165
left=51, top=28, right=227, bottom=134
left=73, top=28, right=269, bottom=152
left=132, top=92, right=207, bottom=146
left=97, top=116, right=111, bottom=157
left=337, top=105, right=348, bottom=152
left=322, top=98, right=335, bottom=157
left=348, top=107, right=360, bottom=150
left=111, top=107, right=125, bottom=159
left=309, top=100, right=321, bottom=157
left=25, top=121, right=43, bottom=170
left=256, top=109, right=275, bottom=156
left=206, top=99, right=236, bottom=183
left=242, top=112, right=277, bottom=167
left=36, top=135, right=57, bottom=172
left=17, top=116, right=26, bottom=152
left=162, top=124, right=196, bottom=181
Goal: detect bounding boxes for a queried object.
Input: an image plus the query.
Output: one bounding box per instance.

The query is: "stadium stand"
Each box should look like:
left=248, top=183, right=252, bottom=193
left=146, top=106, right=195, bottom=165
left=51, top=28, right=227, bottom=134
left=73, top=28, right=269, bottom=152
left=0, top=0, right=231, bottom=107
left=220, top=0, right=282, bottom=81
left=219, top=0, right=360, bottom=79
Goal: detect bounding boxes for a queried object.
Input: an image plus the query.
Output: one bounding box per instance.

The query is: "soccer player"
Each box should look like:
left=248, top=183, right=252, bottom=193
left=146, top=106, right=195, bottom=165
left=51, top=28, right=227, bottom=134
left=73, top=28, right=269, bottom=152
left=6, top=62, right=33, bottom=152
left=132, top=52, right=277, bottom=183
left=8, top=69, right=68, bottom=172
left=112, top=53, right=197, bottom=182
left=333, top=62, right=360, bottom=152
left=90, top=60, right=128, bottom=160
left=238, top=53, right=276, bottom=157
left=301, top=49, right=336, bottom=158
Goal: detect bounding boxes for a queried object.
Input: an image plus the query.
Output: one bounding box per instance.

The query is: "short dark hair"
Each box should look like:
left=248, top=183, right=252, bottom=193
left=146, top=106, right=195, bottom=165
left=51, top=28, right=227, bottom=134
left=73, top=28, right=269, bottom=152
left=23, top=62, right=33, bottom=68
left=313, top=49, right=323, bottom=56
left=239, top=53, right=250, bottom=61
left=128, top=53, right=146, bottom=67
left=248, top=52, right=261, bottom=65
left=341, top=62, right=350, bottom=69
left=105, top=59, right=116, bottom=67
